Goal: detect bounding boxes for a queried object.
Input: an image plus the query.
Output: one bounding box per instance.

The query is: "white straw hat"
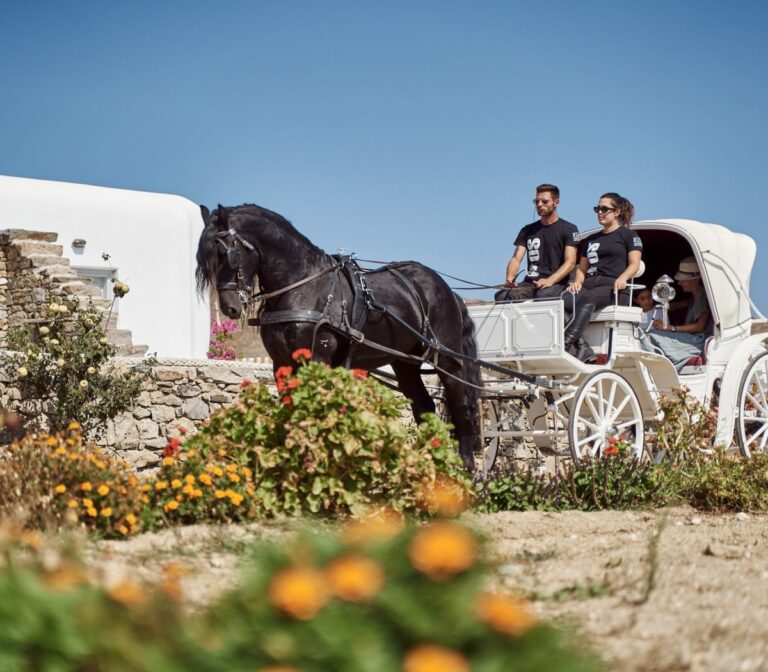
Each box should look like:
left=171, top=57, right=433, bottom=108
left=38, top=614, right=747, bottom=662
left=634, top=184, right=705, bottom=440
left=674, top=256, right=701, bottom=281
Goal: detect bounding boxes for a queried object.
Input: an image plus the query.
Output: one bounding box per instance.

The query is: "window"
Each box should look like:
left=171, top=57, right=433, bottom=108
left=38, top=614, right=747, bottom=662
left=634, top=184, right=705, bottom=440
left=72, top=267, right=115, bottom=301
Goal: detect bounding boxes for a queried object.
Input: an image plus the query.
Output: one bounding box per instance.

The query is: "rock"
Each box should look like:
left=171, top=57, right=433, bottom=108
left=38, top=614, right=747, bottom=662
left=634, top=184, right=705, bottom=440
left=121, top=449, right=161, bottom=470
left=150, top=391, right=182, bottom=406
left=155, top=368, right=186, bottom=382
left=735, top=512, right=750, bottom=521
left=182, top=397, right=209, bottom=420
left=113, top=416, right=140, bottom=449
left=137, top=418, right=159, bottom=440
left=704, top=543, right=745, bottom=559
left=133, top=407, right=151, bottom=420
left=151, top=405, right=176, bottom=423
left=201, top=366, right=245, bottom=385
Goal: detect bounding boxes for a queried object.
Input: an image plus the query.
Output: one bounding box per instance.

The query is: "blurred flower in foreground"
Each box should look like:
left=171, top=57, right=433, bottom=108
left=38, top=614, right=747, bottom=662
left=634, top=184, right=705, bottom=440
left=325, top=554, right=385, bottom=602
left=268, top=566, right=329, bottom=620
left=408, top=522, right=477, bottom=581
left=475, top=592, right=536, bottom=636
left=403, top=644, right=470, bottom=672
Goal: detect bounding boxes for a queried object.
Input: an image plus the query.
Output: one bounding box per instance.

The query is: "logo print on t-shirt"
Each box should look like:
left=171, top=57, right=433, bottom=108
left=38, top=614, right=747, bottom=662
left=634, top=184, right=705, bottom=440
left=586, top=242, right=600, bottom=274
left=527, top=238, right=541, bottom=262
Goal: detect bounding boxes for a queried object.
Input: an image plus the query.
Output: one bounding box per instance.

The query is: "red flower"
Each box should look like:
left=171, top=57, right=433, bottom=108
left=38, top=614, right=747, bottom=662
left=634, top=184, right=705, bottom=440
left=282, top=395, right=292, bottom=405
left=340, top=405, right=347, bottom=415
left=240, top=379, right=252, bottom=389
left=178, top=427, right=188, bottom=435
left=287, top=378, right=300, bottom=389
left=431, top=438, right=442, bottom=448
left=604, top=446, right=619, bottom=456
left=352, top=369, right=368, bottom=380
left=275, top=366, right=293, bottom=379
left=163, top=437, right=181, bottom=457
left=292, top=348, right=312, bottom=363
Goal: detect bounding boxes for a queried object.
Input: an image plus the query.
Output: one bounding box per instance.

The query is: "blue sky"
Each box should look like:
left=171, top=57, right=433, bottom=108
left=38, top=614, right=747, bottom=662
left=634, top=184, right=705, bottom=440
left=2, top=1, right=767, bottom=307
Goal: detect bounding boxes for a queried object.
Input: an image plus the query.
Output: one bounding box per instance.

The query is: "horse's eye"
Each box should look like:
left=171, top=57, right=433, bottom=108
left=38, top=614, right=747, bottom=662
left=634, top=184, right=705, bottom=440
left=227, top=248, right=239, bottom=269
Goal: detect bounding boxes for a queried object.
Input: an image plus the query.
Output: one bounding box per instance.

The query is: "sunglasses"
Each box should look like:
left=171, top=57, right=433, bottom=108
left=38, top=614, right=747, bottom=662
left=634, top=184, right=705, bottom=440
left=533, top=198, right=552, bottom=205
left=593, top=205, right=616, bottom=214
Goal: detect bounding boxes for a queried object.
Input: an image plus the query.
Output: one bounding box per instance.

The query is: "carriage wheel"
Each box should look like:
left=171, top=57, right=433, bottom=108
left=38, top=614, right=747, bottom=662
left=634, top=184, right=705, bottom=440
left=568, top=371, right=644, bottom=461
left=736, top=351, right=768, bottom=458
left=480, top=399, right=501, bottom=477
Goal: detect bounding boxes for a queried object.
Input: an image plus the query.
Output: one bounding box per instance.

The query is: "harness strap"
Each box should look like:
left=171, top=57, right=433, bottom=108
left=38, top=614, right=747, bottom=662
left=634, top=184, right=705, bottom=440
left=252, top=264, right=340, bottom=303
left=249, top=310, right=325, bottom=327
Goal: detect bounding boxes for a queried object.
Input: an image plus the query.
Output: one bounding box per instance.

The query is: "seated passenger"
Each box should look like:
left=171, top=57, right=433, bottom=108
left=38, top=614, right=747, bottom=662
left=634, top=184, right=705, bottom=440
left=646, top=257, right=713, bottom=371
left=634, top=288, right=662, bottom=331
left=565, top=192, right=642, bottom=362
left=495, top=183, right=579, bottom=302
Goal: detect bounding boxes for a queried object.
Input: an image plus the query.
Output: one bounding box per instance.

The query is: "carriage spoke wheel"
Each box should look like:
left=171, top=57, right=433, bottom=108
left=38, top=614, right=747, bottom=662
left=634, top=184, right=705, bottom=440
left=568, top=371, right=644, bottom=461
left=737, top=351, right=768, bottom=458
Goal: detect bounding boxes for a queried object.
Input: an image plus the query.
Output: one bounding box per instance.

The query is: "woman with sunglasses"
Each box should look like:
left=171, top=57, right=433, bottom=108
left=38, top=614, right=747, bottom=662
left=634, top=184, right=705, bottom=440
left=564, top=193, right=643, bottom=362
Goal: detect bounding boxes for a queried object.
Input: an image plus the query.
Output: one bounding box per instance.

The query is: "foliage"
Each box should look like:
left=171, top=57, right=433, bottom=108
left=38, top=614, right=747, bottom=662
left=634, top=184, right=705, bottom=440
left=649, top=387, right=718, bottom=463
left=0, top=424, right=145, bottom=539
left=208, top=319, right=238, bottom=360
left=198, top=507, right=603, bottom=672
left=149, top=356, right=470, bottom=523
left=0, top=511, right=603, bottom=672
left=663, top=449, right=768, bottom=512
left=475, top=453, right=666, bottom=513
left=3, top=300, right=154, bottom=434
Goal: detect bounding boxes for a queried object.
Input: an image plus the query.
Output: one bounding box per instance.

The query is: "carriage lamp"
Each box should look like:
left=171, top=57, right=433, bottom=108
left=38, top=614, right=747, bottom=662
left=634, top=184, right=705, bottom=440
left=72, top=238, right=87, bottom=249
left=652, top=274, right=676, bottom=329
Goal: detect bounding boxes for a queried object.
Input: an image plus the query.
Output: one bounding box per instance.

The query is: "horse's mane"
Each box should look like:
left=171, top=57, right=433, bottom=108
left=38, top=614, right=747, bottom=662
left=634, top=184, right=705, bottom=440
left=195, top=203, right=328, bottom=296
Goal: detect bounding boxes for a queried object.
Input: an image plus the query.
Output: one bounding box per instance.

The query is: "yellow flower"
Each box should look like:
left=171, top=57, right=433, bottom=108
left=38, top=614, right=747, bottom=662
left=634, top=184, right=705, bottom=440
left=227, top=491, right=244, bottom=506
left=164, top=501, right=179, bottom=511
left=408, top=522, right=477, bottom=581
left=83, top=498, right=93, bottom=508
left=226, top=464, right=238, bottom=473
left=214, top=490, right=226, bottom=499
left=191, top=489, right=203, bottom=498
left=242, top=466, right=253, bottom=478
left=141, top=484, right=152, bottom=492
left=47, top=437, right=59, bottom=447
left=79, top=380, right=88, bottom=389
left=54, top=447, right=67, bottom=455
left=68, top=421, right=80, bottom=430
left=87, top=507, right=98, bottom=517
left=141, top=495, right=149, bottom=504
left=228, top=473, right=240, bottom=483
left=108, top=580, right=147, bottom=606
left=54, top=484, right=67, bottom=494
left=171, top=479, right=182, bottom=489
left=217, top=449, right=227, bottom=457
left=118, top=525, right=129, bottom=536
left=403, top=644, right=469, bottom=672
left=126, top=513, right=136, bottom=525
left=67, top=499, right=78, bottom=508
left=420, top=476, right=470, bottom=517
left=475, top=592, right=536, bottom=636
left=184, top=474, right=196, bottom=484
left=211, top=466, right=223, bottom=477
left=162, top=457, right=175, bottom=466
left=325, top=554, right=385, bottom=602
left=199, top=473, right=212, bottom=486
left=101, top=507, right=112, bottom=517
left=182, top=483, right=194, bottom=494
left=97, top=485, right=110, bottom=496
left=268, top=567, right=329, bottom=620
left=155, top=481, right=168, bottom=490
left=81, top=482, right=92, bottom=492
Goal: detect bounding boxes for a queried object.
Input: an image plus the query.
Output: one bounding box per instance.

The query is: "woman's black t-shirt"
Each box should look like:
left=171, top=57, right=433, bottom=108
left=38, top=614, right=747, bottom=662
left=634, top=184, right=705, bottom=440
left=580, top=227, right=643, bottom=287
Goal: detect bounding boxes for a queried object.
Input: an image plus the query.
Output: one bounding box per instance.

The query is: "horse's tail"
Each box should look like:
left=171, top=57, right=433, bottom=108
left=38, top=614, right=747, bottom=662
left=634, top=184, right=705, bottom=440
left=456, top=294, right=481, bottom=431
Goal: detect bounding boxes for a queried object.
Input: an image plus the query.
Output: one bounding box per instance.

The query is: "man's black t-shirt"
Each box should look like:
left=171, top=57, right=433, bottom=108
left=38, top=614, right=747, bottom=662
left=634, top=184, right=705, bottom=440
left=514, top=218, right=579, bottom=283
left=580, top=227, right=643, bottom=286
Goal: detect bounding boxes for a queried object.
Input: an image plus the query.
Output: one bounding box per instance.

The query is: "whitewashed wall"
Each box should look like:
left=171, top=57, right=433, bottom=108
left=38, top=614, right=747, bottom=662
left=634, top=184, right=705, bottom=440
left=0, top=175, right=210, bottom=358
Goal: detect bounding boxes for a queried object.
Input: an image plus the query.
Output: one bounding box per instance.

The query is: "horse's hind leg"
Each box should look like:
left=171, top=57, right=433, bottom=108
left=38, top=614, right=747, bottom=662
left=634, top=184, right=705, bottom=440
left=392, top=362, right=436, bottom=421
left=437, top=367, right=480, bottom=472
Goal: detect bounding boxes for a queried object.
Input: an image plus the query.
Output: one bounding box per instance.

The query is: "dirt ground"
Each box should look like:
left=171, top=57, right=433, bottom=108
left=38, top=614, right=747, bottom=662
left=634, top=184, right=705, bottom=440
left=91, top=506, right=768, bottom=672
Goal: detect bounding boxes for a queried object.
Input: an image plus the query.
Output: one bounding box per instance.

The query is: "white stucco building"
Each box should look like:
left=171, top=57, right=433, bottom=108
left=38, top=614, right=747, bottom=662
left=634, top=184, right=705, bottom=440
left=0, top=175, right=210, bottom=358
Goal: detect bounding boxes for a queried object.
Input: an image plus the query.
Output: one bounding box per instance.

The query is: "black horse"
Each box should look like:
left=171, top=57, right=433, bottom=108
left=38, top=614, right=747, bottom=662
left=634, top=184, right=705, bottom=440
left=195, top=204, right=481, bottom=469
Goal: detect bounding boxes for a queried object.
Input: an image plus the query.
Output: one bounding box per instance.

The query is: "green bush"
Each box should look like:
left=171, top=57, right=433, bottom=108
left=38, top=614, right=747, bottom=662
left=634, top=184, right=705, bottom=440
left=475, top=453, right=666, bottom=513
left=0, top=425, right=145, bottom=539
left=3, top=301, right=153, bottom=434
left=147, top=358, right=470, bottom=523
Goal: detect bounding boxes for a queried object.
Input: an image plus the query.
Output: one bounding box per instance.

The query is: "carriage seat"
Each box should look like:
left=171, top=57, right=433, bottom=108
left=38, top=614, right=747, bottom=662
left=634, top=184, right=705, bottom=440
left=679, top=337, right=714, bottom=374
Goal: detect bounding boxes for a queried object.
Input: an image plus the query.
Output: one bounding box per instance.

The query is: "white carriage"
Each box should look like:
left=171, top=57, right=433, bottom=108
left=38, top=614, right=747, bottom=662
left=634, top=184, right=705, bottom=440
left=468, top=219, right=768, bottom=472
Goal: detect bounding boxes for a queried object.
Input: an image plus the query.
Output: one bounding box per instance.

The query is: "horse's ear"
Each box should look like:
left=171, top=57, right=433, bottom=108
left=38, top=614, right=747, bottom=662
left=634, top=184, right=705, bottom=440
left=215, top=205, right=230, bottom=230
left=199, top=205, right=210, bottom=227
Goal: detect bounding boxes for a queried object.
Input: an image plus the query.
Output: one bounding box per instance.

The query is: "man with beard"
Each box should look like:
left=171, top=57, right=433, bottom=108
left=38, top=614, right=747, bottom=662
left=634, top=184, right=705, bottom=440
left=495, top=184, right=579, bottom=301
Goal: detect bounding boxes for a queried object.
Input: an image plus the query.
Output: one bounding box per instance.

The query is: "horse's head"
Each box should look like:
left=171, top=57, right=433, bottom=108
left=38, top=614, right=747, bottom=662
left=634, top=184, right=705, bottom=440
left=196, top=205, right=260, bottom=319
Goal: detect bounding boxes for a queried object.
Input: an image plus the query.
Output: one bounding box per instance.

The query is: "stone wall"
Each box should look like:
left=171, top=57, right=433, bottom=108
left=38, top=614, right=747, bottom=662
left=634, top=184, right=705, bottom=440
left=98, top=358, right=274, bottom=470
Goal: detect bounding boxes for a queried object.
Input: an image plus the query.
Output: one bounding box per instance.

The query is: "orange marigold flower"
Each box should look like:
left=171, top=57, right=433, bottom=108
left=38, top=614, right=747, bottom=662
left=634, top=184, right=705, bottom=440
left=164, top=501, right=180, bottom=511
left=408, top=522, right=477, bottom=581
left=325, top=554, right=385, bottom=602
left=420, top=477, right=470, bottom=517
left=155, top=481, right=168, bottom=490
left=47, top=437, right=59, bottom=447
left=67, top=499, right=78, bottom=508
left=286, top=378, right=300, bottom=389
left=475, top=592, right=536, bottom=636
left=291, top=348, right=312, bottom=363
left=268, top=566, right=328, bottom=620
left=228, top=473, right=240, bottom=483
left=54, top=484, right=67, bottom=494
left=171, top=479, right=183, bottom=489
left=403, top=644, right=470, bottom=672
left=108, top=580, right=147, bottom=606
left=87, top=507, right=98, bottom=518
left=83, top=498, right=93, bottom=508
left=352, top=368, right=368, bottom=380
left=342, top=508, right=405, bottom=545
left=54, top=447, right=67, bottom=455
left=101, top=507, right=112, bottom=518
left=118, top=525, right=129, bottom=536
left=214, top=490, right=226, bottom=499
left=81, top=482, right=92, bottom=492
left=199, top=473, right=213, bottom=485
left=126, top=513, right=136, bottom=525
left=97, top=485, right=110, bottom=496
